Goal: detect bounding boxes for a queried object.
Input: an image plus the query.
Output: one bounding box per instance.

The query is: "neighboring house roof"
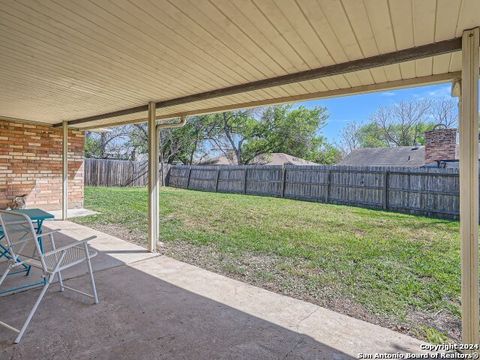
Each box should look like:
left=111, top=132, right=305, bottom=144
left=198, top=153, right=318, bottom=166
left=253, top=153, right=318, bottom=165
left=202, top=155, right=233, bottom=165
left=338, top=146, right=425, bottom=167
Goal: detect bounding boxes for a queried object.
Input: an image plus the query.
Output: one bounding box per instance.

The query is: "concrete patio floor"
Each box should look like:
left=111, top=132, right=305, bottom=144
left=0, top=221, right=428, bottom=359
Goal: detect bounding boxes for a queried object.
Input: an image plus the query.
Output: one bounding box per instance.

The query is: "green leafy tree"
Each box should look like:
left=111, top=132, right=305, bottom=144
left=160, top=117, right=210, bottom=164
left=314, top=143, right=343, bottom=164
left=84, top=133, right=103, bottom=158
left=128, top=116, right=210, bottom=164
left=204, top=105, right=338, bottom=164
left=204, top=110, right=258, bottom=165
left=256, top=105, right=329, bottom=162
left=84, top=128, right=131, bottom=159
left=356, top=122, right=388, bottom=148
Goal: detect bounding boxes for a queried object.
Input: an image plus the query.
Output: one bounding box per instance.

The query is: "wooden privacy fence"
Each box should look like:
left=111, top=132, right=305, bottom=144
left=85, top=158, right=170, bottom=187
left=166, top=165, right=461, bottom=219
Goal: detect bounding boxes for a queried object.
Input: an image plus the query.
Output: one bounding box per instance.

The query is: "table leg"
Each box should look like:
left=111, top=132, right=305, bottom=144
left=35, top=220, right=46, bottom=285
left=36, top=219, right=44, bottom=253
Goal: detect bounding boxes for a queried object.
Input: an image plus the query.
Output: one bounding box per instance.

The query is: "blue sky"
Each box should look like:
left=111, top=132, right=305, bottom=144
left=293, top=82, right=454, bottom=144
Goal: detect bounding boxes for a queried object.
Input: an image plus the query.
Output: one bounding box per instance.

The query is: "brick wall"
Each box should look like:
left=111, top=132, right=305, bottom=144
left=0, top=120, right=84, bottom=210
left=424, top=128, right=457, bottom=164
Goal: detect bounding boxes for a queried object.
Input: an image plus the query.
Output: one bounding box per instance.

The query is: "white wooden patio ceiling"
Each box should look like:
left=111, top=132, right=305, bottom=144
left=0, top=0, right=479, bottom=128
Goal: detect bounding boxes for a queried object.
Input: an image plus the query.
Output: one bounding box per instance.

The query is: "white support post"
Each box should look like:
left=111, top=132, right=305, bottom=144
left=148, top=102, right=159, bottom=252
left=62, top=121, right=68, bottom=220
left=459, top=27, right=479, bottom=346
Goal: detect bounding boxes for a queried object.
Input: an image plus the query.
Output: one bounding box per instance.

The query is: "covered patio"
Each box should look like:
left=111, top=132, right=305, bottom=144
left=1, top=222, right=424, bottom=359
left=0, top=0, right=479, bottom=356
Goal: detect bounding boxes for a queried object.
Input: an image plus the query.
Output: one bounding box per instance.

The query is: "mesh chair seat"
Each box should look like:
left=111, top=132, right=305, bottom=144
left=22, top=245, right=98, bottom=272
left=48, top=245, right=97, bottom=271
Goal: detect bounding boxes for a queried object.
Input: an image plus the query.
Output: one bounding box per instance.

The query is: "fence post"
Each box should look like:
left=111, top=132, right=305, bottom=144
left=186, top=166, right=192, bottom=189
left=326, top=170, right=331, bottom=203
left=383, top=171, right=389, bottom=210
left=165, top=165, right=171, bottom=186
left=215, top=168, right=220, bottom=192
left=280, top=166, right=287, bottom=197
left=243, top=167, right=248, bottom=194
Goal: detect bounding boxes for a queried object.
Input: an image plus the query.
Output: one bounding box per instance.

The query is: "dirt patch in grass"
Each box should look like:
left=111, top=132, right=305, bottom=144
left=161, top=241, right=448, bottom=341
left=406, top=311, right=461, bottom=343
left=83, top=223, right=146, bottom=247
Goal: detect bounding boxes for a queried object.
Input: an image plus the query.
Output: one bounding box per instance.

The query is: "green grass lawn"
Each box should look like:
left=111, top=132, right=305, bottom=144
left=74, top=186, right=461, bottom=343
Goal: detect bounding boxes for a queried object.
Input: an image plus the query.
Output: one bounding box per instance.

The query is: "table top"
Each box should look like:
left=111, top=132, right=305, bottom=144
left=10, top=208, right=55, bottom=221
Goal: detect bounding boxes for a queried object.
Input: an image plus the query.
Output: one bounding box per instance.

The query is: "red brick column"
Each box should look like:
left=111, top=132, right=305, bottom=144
left=424, top=128, right=457, bottom=164
left=0, top=120, right=84, bottom=210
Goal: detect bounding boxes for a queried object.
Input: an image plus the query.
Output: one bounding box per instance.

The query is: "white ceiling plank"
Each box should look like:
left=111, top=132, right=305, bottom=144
left=251, top=0, right=321, bottom=68
left=0, top=0, right=477, bottom=124
left=415, top=58, right=434, bottom=77
left=456, top=0, right=480, bottom=36
left=363, top=0, right=397, bottom=52
left=432, top=53, right=453, bottom=75
left=388, top=0, right=414, bottom=50
left=412, top=0, right=437, bottom=46
left=435, top=0, right=462, bottom=41
left=399, top=61, right=416, bottom=79
left=341, top=0, right=379, bottom=57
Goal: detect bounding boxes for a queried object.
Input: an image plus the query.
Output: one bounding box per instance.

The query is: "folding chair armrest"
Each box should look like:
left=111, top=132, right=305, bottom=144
left=42, top=236, right=96, bottom=257
left=0, top=220, right=29, bottom=226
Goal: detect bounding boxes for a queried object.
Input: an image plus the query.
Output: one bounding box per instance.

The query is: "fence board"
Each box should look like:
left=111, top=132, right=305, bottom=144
left=166, top=164, right=463, bottom=219
left=85, top=159, right=169, bottom=187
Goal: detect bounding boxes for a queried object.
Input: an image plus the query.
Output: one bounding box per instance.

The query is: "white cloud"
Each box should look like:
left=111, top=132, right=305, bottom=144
left=426, top=84, right=451, bottom=97
left=380, top=91, right=396, bottom=96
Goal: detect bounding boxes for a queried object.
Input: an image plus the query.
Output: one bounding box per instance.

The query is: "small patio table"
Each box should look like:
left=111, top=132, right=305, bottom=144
left=0, top=208, right=54, bottom=294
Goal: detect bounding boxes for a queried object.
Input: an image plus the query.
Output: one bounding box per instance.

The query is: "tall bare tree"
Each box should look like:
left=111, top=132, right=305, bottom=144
left=339, top=121, right=362, bottom=155
left=371, top=99, right=433, bottom=146
left=340, top=97, right=459, bottom=152
left=430, top=98, right=458, bottom=128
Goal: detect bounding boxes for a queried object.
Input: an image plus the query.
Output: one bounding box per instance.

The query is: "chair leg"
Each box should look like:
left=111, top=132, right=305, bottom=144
left=84, top=243, right=98, bottom=304
left=0, top=263, right=12, bottom=287
left=57, top=270, right=65, bottom=292
left=14, top=276, right=52, bottom=344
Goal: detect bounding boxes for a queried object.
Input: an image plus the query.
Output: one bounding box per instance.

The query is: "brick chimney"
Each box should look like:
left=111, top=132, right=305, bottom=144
left=424, top=127, right=457, bottom=164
